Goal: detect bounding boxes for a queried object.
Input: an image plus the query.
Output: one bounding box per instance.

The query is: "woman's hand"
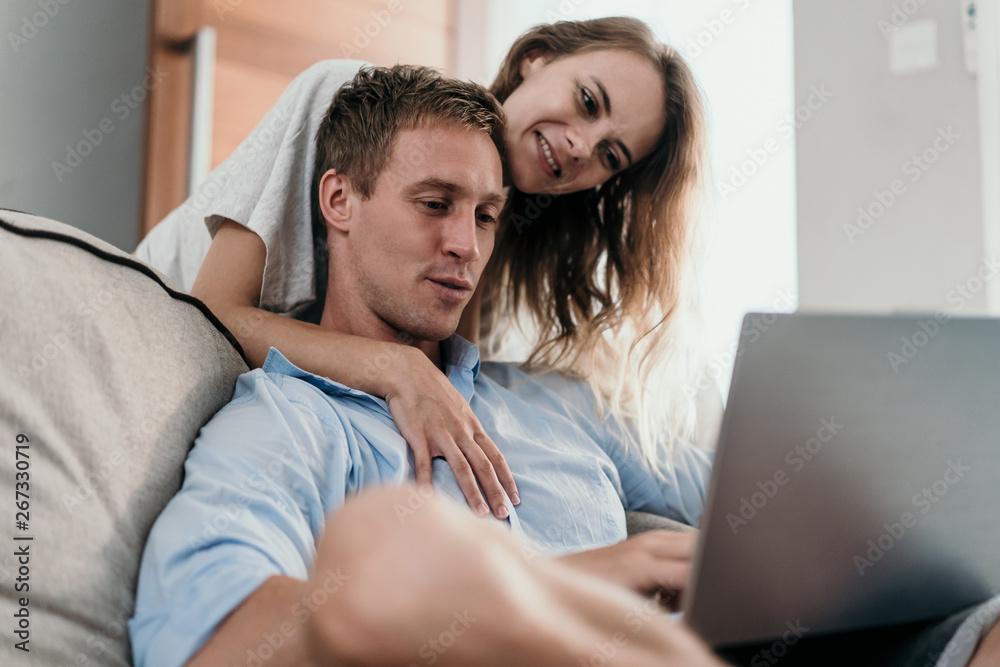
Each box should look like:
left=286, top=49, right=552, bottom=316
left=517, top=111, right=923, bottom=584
left=193, top=220, right=518, bottom=521
left=385, top=346, right=519, bottom=520
left=557, top=530, right=697, bottom=608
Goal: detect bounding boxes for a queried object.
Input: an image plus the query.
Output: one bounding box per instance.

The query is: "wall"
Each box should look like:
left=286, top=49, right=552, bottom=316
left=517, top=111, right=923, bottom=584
left=795, top=0, right=987, bottom=315
left=142, top=0, right=456, bottom=235
left=455, top=0, right=797, bottom=399
left=0, top=0, right=152, bottom=251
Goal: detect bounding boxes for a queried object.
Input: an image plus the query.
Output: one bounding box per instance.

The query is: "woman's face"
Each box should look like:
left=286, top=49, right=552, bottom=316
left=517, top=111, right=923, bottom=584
left=502, top=48, right=667, bottom=195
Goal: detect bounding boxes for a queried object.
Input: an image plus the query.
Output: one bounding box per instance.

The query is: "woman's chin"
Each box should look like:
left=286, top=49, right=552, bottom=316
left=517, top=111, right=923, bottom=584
left=510, top=169, right=566, bottom=196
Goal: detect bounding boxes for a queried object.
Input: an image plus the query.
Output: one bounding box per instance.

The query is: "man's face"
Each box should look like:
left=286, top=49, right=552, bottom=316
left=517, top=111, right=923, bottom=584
left=342, top=124, right=504, bottom=343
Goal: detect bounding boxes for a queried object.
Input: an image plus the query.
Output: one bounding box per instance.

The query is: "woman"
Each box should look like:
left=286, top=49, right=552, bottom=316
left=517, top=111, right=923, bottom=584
left=135, top=17, right=706, bottom=521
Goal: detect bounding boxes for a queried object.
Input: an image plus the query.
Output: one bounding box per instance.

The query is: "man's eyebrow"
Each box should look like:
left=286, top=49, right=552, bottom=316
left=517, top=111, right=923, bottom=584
left=593, top=77, right=634, bottom=168
left=406, top=178, right=506, bottom=206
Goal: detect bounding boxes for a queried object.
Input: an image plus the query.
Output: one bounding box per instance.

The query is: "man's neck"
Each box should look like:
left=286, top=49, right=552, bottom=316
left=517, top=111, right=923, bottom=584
left=318, top=296, right=444, bottom=369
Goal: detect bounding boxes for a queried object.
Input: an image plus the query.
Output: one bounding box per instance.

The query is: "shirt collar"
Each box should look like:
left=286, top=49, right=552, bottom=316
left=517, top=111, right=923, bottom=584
left=261, top=334, right=481, bottom=411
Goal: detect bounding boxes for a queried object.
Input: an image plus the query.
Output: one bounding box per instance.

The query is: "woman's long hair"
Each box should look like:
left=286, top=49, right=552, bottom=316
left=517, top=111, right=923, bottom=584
left=482, top=17, right=709, bottom=462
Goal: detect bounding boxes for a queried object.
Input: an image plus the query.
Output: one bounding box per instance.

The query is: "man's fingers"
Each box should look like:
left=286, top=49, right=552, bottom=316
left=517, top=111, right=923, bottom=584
left=475, top=432, right=519, bottom=505
left=639, top=530, right=698, bottom=558
left=636, top=560, right=690, bottom=597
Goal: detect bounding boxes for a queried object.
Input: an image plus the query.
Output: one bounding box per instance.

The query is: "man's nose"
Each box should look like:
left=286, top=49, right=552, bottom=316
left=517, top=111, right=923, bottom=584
left=441, top=209, right=480, bottom=262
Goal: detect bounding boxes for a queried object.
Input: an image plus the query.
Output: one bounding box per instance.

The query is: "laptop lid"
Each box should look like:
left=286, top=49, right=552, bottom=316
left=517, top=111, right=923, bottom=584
left=685, top=313, right=1000, bottom=647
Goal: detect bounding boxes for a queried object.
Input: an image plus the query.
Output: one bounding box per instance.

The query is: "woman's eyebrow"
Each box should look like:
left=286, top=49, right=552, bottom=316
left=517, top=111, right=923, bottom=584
left=594, top=77, right=612, bottom=114
left=592, top=77, right=634, bottom=167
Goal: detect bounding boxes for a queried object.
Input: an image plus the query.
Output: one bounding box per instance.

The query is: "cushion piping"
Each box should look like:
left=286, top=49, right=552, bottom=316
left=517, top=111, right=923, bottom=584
left=0, top=211, right=248, bottom=364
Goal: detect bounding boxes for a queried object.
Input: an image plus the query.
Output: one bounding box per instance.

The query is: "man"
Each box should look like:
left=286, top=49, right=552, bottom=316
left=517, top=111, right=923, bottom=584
left=129, top=64, right=719, bottom=667
left=130, top=65, right=1000, bottom=667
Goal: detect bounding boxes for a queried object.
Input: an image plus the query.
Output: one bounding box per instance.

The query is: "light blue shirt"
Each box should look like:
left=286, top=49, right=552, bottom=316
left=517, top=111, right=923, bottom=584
left=129, top=336, right=712, bottom=667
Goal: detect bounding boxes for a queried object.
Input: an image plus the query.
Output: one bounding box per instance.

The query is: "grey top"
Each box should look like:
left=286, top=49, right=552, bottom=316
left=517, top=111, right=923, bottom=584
left=134, top=60, right=367, bottom=317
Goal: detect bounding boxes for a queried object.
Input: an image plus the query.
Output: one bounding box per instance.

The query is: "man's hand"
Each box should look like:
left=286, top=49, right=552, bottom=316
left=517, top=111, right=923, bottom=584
left=557, top=530, right=697, bottom=607
left=306, top=488, right=722, bottom=667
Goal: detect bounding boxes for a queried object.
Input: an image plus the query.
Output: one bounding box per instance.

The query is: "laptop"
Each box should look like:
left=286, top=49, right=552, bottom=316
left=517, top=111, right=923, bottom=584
left=684, top=313, right=1000, bottom=647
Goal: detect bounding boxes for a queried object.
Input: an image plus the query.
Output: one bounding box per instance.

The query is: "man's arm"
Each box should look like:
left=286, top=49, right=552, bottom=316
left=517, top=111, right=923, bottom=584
left=187, top=576, right=314, bottom=667
left=305, top=486, right=725, bottom=667
left=130, top=371, right=350, bottom=667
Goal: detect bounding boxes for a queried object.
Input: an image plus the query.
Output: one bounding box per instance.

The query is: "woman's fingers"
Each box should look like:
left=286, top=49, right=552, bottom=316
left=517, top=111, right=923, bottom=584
left=435, top=439, right=491, bottom=518
left=410, top=439, right=435, bottom=491
left=453, top=434, right=511, bottom=519
left=384, top=352, right=515, bottom=520
left=474, top=431, right=520, bottom=505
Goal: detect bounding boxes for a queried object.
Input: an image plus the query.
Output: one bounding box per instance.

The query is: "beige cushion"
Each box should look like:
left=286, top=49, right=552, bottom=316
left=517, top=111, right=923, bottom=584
left=0, top=211, right=248, bottom=666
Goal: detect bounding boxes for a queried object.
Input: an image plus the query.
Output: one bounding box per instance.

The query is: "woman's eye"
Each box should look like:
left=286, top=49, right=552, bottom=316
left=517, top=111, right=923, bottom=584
left=606, top=147, right=621, bottom=171
left=582, top=88, right=597, bottom=116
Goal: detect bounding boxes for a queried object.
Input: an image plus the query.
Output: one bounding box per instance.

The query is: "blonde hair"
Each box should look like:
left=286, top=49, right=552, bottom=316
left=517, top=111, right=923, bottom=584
left=482, top=17, right=708, bottom=460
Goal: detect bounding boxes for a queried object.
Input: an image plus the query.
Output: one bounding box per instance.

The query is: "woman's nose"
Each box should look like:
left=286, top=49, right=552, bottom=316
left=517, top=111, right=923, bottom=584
left=565, top=125, right=595, bottom=163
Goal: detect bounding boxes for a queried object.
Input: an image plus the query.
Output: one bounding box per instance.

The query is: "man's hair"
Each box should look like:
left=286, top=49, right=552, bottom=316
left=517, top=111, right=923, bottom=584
left=312, top=64, right=507, bottom=202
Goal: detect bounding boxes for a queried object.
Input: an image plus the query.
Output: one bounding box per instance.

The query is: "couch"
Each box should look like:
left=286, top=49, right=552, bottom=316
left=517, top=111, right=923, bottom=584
left=0, top=209, right=690, bottom=666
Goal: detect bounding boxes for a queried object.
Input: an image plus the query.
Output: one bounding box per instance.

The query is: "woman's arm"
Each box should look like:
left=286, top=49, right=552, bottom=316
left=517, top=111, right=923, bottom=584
left=190, top=219, right=518, bottom=518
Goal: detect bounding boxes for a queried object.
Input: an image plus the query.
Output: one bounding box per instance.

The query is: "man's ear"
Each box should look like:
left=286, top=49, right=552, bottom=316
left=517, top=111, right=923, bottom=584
left=318, top=169, right=353, bottom=233
left=519, top=48, right=550, bottom=79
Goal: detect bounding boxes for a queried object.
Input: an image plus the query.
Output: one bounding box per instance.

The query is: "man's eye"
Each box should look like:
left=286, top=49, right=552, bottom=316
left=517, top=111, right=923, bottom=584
left=423, top=200, right=447, bottom=211
left=476, top=213, right=497, bottom=225
left=582, top=88, right=597, bottom=116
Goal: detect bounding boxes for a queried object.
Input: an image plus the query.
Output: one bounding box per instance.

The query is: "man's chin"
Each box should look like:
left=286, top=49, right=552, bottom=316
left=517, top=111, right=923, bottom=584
left=391, top=321, right=460, bottom=345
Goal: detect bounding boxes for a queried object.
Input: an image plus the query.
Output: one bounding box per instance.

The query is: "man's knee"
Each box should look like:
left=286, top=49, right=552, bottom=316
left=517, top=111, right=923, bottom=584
left=332, top=485, right=488, bottom=550
left=322, top=485, right=511, bottom=587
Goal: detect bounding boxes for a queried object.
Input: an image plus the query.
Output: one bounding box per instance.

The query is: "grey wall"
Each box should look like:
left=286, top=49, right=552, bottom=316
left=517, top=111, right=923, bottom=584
left=1, top=0, right=152, bottom=251
left=795, top=0, right=985, bottom=314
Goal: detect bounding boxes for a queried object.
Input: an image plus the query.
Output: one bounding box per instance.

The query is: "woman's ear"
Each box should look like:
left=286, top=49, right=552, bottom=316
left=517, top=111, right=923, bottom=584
left=519, top=49, right=550, bottom=79
left=318, top=169, right=352, bottom=233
